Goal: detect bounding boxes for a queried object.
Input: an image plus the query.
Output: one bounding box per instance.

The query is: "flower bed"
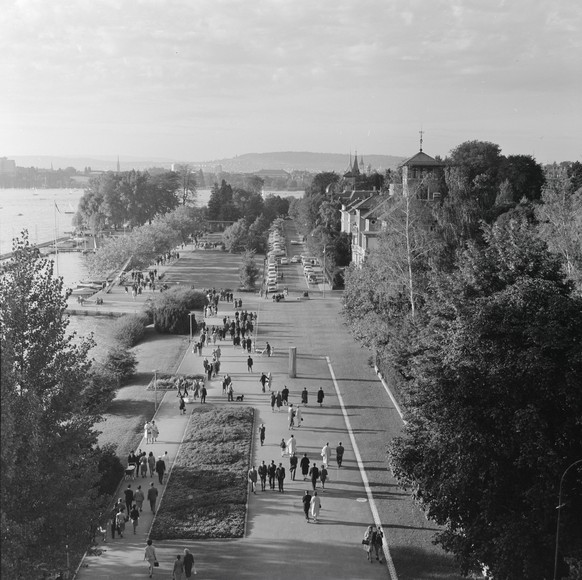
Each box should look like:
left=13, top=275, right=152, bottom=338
left=150, top=406, right=254, bottom=539
left=146, top=372, right=205, bottom=391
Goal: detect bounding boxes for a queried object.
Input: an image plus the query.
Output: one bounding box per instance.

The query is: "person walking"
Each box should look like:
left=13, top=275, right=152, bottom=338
left=276, top=391, right=282, bottom=412
left=265, top=342, right=271, bottom=357
left=286, top=434, right=296, bottom=456
left=145, top=421, right=152, bottom=444
left=147, top=482, right=159, bottom=513
left=173, top=554, right=185, bottom=580
left=179, top=395, right=186, bottom=415
left=321, top=442, right=331, bottom=468
left=144, top=539, right=157, bottom=578
left=258, top=423, right=266, bottom=446
left=301, top=388, right=308, bottom=406
left=259, top=372, right=267, bottom=393
left=281, top=385, right=289, bottom=405
left=268, top=460, right=277, bottom=490
left=155, top=456, right=166, bottom=485
left=320, top=464, right=328, bottom=490
left=247, top=355, right=253, bottom=372
left=140, top=454, right=148, bottom=478
left=129, top=504, right=140, bottom=534
left=258, top=460, right=268, bottom=491
left=200, top=384, right=207, bottom=403
left=289, top=453, right=298, bottom=481
left=270, top=391, right=276, bottom=412
left=148, top=452, right=156, bottom=477
left=248, top=465, right=258, bottom=494
left=183, top=549, right=195, bottom=578
left=134, top=485, right=145, bottom=512
left=302, top=490, right=312, bottom=522
left=280, top=438, right=286, bottom=457
left=310, top=491, right=321, bottom=522
left=288, top=404, right=295, bottom=430
left=295, top=405, right=302, bottom=427
left=115, top=507, right=126, bottom=538
left=309, top=463, right=319, bottom=491
left=151, top=420, right=159, bottom=442
left=317, top=387, right=325, bottom=407
left=336, top=442, right=345, bottom=468
left=276, top=463, right=286, bottom=492
left=300, top=453, right=310, bottom=481
left=227, top=382, right=234, bottom=402
left=371, top=525, right=384, bottom=562
left=124, top=484, right=134, bottom=515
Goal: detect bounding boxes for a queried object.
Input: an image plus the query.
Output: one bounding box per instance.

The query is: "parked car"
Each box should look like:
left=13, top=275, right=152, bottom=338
left=280, top=257, right=289, bottom=265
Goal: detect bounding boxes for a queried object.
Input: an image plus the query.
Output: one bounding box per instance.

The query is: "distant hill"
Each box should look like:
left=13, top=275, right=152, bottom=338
left=201, top=151, right=406, bottom=173
left=10, top=152, right=406, bottom=173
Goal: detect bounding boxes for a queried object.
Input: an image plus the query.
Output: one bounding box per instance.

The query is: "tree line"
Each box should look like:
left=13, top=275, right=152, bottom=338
left=341, top=141, right=582, bottom=579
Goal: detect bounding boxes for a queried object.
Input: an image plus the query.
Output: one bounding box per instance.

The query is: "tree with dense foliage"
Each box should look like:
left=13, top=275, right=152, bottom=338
left=222, top=219, right=249, bottom=253
left=535, top=169, right=582, bottom=290
left=263, top=194, right=291, bottom=222
left=149, top=287, right=207, bottom=334
left=0, top=233, right=110, bottom=577
left=75, top=170, right=181, bottom=231
left=207, top=180, right=238, bottom=221
left=388, top=218, right=582, bottom=579
left=174, top=164, right=197, bottom=206
left=239, top=250, right=260, bottom=289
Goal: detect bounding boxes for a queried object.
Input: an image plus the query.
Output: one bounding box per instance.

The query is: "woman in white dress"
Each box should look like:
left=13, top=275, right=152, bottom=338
left=310, top=491, right=321, bottom=522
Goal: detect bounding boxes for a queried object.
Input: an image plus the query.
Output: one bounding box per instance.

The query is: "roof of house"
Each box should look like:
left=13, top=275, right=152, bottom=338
left=401, top=151, right=444, bottom=168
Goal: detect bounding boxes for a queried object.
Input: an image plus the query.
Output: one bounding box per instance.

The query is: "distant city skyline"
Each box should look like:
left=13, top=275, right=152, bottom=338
left=1, top=1, right=581, bottom=164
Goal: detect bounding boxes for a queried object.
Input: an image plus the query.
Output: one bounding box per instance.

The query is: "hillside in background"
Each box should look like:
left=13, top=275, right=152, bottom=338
left=207, top=151, right=406, bottom=173
left=10, top=151, right=406, bottom=174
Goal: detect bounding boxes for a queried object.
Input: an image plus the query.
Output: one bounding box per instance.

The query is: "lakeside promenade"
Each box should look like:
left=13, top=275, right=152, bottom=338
left=74, top=241, right=461, bottom=580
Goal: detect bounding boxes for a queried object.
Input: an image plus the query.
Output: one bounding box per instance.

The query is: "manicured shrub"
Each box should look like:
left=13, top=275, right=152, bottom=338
left=103, top=346, right=137, bottom=383
left=111, top=312, right=149, bottom=347
left=149, top=287, right=206, bottom=334
left=80, top=367, right=119, bottom=413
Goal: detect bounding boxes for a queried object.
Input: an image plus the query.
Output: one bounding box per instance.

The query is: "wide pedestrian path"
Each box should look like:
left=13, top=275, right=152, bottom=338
left=75, top=243, right=458, bottom=580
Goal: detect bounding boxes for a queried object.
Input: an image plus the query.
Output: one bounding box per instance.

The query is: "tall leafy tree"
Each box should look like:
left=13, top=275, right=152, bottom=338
left=389, top=218, right=582, bottom=579
left=1, top=233, right=104, bottom=577
left=239, top=250, right=260, bottom=289
left=174, top=164, right=197, bottom=206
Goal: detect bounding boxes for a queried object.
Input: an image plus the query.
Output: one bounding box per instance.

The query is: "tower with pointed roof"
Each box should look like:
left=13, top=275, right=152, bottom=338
left=399, top=133, right=444, bottom=199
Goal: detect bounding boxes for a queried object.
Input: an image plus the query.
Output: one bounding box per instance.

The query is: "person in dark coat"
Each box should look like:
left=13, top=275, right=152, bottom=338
left=200, top=385, right=207, bottom=403
left=301, top=388, right=308, bottom=405
left=268, top=460, right=277, bottom=490
left=276, top=463, right=286, bottom=492
left=317, top=387, right=325, bottom=407
left=300, top=453, right=310, bottom=480
left=289, top=453, right=298, bottom=481
left=124, top=484, right=134, bottom=515
left=302, top=490, right=312, bottom=522
left=309, top=462, right=319, bottom=491
left=155, top=456, right=166, bottom=485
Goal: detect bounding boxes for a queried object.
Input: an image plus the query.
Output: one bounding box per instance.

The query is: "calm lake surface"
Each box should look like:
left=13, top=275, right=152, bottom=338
left=1, top=186, right=303, bottom=361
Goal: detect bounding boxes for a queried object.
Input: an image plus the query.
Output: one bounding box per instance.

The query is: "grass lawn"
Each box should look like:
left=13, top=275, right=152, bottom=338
left=150, top=406, right=254, bottom=540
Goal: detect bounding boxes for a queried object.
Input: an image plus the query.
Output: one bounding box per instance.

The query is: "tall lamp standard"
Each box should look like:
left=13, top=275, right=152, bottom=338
left=153, top=369, right=158, bottom=413
left=322, top=244, right=326, bottom=299
left=188, top=311, right=196, bottom=343
left=553, top=458, right=582, bottom=580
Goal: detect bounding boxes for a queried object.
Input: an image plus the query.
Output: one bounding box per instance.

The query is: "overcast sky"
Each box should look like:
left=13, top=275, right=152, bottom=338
left=1, top=0, right=580, bottom=163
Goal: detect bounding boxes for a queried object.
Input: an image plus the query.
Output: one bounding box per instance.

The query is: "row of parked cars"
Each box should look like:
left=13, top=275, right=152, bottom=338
left=266, top=219, right=287, bottom=292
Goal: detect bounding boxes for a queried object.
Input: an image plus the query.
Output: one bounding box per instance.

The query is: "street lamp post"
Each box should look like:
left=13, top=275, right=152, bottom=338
left=188, top=311, right=196, bottom=343
left=553, top=458, right=582, bottom=580
left=153, top=369, right=158, bottom=413
left=322, top=244, right=326, bottom=299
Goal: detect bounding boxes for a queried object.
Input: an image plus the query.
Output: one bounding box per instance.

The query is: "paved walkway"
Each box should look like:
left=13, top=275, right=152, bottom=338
left=75, top=242, right=460, bottom=580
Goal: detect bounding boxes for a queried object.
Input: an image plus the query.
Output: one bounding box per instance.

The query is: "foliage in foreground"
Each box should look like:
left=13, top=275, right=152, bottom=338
left=0, top=232, right=111, bottom=578
left=388, top=219, right=582, bottom=579
left=150, top=406, right=253, bottom=539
